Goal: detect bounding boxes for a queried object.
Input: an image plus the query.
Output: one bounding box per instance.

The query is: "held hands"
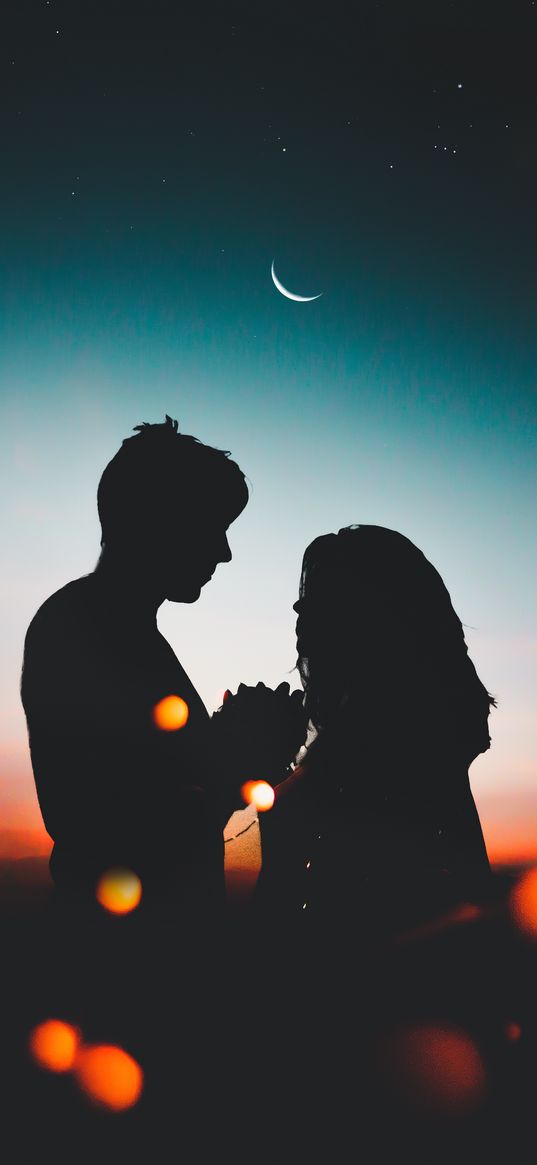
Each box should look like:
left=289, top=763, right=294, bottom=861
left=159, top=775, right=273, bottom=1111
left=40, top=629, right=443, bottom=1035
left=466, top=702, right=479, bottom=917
left=211, top=681, right=309, bottom=795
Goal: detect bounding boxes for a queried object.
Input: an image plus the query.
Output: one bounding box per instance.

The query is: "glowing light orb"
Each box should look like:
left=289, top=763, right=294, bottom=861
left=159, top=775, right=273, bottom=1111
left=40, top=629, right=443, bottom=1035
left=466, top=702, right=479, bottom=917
left=505, top=1021, right=522, bottom=1042
left=510, top=867, right=537, bottom=937
left=240, top=780, right=275, bottom=812
left=29, top=1019, right=81, bottom=1073
left=153, top=695, right=189, bottom=730
left=74, top=1044, right=143, bottom=1111
left=96, top=868, right=142, bottom=915
left=378, top=1023, right=487, bottom=1115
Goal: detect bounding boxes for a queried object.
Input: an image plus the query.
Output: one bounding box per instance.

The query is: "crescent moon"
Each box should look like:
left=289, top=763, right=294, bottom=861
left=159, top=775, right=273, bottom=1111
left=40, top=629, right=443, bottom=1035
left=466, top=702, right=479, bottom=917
left=271, top=259, right=322, bottom=302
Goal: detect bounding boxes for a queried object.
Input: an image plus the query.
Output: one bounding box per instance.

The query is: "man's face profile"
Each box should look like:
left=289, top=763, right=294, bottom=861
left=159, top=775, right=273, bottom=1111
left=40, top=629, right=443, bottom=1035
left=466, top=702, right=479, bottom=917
left=163, top=520, right=233, bottom=603
left=147, top=497, right=235, bottom=604
left=97, top=431, right=248, bottom=606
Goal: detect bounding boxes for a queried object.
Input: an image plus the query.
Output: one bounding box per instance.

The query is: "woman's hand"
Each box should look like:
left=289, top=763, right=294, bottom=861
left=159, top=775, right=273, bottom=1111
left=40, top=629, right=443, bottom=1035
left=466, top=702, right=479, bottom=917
left=211, top=681, right=309, bottom=789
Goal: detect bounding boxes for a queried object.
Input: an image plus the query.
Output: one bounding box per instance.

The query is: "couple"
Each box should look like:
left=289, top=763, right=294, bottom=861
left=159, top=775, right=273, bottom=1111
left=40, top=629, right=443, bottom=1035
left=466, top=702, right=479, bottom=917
left=21, top=415, right=495, bottom=939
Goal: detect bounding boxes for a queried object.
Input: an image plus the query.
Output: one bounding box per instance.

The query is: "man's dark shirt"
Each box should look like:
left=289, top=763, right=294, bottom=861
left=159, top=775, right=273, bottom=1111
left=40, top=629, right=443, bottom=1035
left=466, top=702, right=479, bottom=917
left=21, top=574, right=228, bottom=913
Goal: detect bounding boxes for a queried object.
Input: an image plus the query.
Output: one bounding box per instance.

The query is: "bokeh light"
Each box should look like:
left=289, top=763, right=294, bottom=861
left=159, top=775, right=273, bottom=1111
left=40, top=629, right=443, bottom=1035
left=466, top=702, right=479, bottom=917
left=74, top=1044, right=143, bottom=1111
left=377, top=1023, right=487, bottom=1115
left=96, top=868, right=142, bottom=915
left=153, top=695, right=189, bottom=730
left=240, top=780, right=275, bottom=812
left=505, top=1021, right=522, bottom=1042
left=396, top=901, right=483, bottom=944
left=29, top=1019, right=81, bottom=1073
left=510, top=867, right=537, bottom=937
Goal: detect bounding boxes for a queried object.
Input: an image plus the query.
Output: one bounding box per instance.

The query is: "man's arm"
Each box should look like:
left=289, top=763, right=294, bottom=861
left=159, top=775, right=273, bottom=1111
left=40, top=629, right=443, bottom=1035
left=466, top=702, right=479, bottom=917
left=21, top=607, right=218, bottom=872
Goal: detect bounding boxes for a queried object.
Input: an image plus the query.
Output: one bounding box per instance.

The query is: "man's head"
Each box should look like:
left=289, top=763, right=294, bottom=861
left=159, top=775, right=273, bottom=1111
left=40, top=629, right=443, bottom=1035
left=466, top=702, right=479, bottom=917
left=97, top=415, right=249, bottom=602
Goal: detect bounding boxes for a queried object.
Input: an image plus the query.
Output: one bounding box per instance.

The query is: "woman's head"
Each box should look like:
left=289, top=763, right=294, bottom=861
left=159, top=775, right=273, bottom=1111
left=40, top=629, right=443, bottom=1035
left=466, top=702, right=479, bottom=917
left=295, top=525, right=495, bottom=764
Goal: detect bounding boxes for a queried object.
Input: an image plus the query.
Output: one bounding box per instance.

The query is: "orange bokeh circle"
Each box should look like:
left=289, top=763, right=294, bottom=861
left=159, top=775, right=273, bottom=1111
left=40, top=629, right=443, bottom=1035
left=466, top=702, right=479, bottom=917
left=240, top=780, right=275, bottom=812
left=29, top=1019, right=81, bottom=1073
left=153, top=695, right=189, bottom=731
left=378, top=1023, right=487, bottom=1115
left=96, top=868, right=142, bottom=915
left=74, top=1044, right=143, bottom=1111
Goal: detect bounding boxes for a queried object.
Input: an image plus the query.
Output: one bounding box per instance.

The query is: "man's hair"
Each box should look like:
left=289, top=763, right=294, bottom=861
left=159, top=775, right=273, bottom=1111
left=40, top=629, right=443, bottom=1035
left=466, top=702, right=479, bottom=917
left=97, top=414, right=248, bottom=547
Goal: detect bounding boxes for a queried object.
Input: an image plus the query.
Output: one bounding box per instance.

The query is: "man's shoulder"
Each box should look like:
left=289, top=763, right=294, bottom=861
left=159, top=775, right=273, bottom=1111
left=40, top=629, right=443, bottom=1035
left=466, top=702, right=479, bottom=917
left=24, top=576, right=96, bottom=646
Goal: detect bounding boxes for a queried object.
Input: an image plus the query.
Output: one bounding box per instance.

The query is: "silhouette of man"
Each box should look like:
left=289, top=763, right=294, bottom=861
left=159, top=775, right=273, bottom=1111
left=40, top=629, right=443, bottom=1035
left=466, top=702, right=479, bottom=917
left=20, top=415, right=305, bottom=920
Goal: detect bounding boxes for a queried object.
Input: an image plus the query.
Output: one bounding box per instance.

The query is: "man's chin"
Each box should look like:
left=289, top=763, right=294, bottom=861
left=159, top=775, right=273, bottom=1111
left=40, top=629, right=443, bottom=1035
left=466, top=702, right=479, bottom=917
left=166, top=582, right=203, bottom=604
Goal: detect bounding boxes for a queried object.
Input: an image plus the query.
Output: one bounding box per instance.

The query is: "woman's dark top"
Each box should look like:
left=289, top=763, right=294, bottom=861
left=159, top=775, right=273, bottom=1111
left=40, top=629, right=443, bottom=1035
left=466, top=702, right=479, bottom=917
left=255, top=710, right=491, bottom=945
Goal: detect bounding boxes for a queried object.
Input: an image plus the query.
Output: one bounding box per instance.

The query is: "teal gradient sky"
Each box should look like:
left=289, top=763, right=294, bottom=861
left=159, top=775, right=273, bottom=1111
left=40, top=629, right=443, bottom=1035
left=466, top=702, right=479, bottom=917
left=2, top=274, right=536, bottom=860
left=1, top=0, right=536, bottom=863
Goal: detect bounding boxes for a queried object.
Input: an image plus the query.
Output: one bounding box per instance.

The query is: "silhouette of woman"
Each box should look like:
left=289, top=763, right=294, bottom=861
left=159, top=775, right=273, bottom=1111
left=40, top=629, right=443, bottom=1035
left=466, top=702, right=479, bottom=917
left=254, top=525, right=496, bottom=943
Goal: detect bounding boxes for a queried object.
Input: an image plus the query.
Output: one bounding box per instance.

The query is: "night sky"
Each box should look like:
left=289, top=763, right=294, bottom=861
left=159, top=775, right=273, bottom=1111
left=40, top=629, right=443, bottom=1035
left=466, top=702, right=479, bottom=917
left=2, top=0, right=537, bottom=866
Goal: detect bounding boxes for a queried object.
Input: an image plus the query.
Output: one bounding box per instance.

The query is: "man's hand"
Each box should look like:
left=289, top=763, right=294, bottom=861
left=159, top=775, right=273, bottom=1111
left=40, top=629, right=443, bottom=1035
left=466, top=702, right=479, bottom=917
left=211, top=680, right=309, bottom=791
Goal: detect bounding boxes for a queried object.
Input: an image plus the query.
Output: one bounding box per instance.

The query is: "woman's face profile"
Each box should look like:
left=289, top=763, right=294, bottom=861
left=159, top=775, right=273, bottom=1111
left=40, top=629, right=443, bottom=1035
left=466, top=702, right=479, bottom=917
left=293, top=598, right=306, bottom=655
left=293, top=585, right=343, bottom=671
left=293, top=596, right=327, bottom=660
left=293, top=557, right=390, bottom=711
left=294, top=555, right=359, bottom=660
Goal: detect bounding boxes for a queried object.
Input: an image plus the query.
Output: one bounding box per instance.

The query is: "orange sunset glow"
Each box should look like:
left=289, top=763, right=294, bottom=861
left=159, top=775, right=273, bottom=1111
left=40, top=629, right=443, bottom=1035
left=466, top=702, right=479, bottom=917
left=509, top=867, right=537, bottom=938
left=2, top=800, right=537, bottom=875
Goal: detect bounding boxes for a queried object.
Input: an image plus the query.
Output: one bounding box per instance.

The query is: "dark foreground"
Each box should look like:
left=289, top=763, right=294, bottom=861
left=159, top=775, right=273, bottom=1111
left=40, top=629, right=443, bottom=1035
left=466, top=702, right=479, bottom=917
left=3, top=859, right=537, bottom=1164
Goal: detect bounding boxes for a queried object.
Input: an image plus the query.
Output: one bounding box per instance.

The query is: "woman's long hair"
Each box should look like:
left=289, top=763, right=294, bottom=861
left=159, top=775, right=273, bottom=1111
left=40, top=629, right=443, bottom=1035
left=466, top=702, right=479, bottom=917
left=296, top=525, right=496, bottom=769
